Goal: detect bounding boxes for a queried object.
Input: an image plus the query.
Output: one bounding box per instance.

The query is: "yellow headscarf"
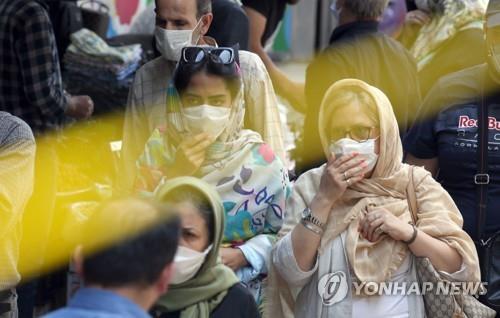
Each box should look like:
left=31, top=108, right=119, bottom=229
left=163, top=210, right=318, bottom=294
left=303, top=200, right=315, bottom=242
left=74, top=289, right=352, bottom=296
left=411, top=0, right=487, bottom=70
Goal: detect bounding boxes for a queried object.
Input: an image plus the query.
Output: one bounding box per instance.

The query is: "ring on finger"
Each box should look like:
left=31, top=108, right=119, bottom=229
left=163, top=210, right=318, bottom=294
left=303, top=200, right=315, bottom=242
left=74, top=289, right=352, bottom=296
left=346, top=178, right=351, bottom=186
left=343, top=171, right=348, bottom=180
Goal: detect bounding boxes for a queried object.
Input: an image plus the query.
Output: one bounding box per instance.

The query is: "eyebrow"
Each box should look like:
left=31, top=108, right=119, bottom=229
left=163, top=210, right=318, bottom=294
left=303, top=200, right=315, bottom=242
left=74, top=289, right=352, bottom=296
left=183, top=93, right=201, bottom=98
left=208, top=95, right=228, bottom=99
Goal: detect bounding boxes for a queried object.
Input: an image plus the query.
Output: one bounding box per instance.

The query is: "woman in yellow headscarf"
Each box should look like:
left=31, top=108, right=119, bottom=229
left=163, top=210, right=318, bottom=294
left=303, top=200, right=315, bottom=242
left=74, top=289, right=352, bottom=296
left=400, top=0, right=487, bottom=96
left=265, top=79, right=480, bottom=318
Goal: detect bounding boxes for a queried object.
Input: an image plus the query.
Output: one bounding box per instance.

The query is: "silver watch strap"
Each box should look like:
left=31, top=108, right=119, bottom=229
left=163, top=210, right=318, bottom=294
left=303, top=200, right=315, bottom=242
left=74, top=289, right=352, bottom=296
left=301, top=219, right=323, bottom=235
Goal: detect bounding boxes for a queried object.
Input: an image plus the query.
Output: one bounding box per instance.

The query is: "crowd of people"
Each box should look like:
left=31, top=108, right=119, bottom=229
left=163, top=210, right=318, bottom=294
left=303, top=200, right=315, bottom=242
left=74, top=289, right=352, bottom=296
left=1, top=0, right=500, bottom=317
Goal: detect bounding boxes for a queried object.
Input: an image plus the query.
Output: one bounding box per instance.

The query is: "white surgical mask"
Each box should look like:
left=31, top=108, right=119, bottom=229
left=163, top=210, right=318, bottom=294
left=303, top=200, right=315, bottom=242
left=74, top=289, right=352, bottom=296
left=183, top=105, right=231, bottom=139
left=329, top=138, right=379, bottom=172
left=171, top=245, right=212, bottom=285
left=154, top=19, right=202, bottom=61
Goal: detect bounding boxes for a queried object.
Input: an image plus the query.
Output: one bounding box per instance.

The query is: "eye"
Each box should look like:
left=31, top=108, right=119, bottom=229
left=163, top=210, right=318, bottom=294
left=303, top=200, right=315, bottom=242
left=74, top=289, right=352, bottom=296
left=182, top=229, right=197, bottom=240
left=183, top=96, right=202, bottom=107
left=155, top=16, right=166, bottom=27
left=174, top=20, right=188, bottom=28
left=209, top=97, right=228, bottom=106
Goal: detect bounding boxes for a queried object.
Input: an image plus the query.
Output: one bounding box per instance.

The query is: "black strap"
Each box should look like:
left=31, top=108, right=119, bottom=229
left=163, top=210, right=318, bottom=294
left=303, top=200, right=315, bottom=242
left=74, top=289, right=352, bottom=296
left=476, top=80, right=490, bottom=242
left=0, top=289, right=13, bottom=315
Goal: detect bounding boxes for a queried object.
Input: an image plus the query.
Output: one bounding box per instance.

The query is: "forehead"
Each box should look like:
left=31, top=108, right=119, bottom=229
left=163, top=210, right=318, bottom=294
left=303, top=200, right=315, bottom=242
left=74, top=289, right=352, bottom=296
left=327, top=95, right=378, bottom=127
left=156, top=0, right=197, bottom=18
left=183, top=73, right=229, bottom=94
left=175, top=202, right=203, bottom=222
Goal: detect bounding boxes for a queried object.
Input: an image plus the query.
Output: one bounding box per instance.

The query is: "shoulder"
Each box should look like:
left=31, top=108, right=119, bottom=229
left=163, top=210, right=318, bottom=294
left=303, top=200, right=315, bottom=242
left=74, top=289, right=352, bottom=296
left=249, top=142, right=284, bottom=167
left=420, top=64, right=485, bottom=115
left=14, top=1, right=50, bottom=22
left=239, top=50, right=266, bottom=72
left=133, top=57, right=173, bottom=85
left=293, top=165, right=325, bottom=196
left=241, top=0, right=269, bottom=15
left=407, top=165, right=432, bottom=187
left=214, top=283, right=260, bottom=318
left=0, top=112, right=35, bottom=148
left=6, top=1, right=49, bottom=30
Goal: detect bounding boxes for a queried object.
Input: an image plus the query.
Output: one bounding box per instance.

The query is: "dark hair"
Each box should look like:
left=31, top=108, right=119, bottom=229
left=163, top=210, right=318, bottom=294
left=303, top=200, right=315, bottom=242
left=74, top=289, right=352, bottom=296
left=83, top=203, right=181, bottom=288
left=154, top=0, right=212, bottom=18
left=161, top=185, right=215, bottom=245
left=174, top=54, right=242, bottom=100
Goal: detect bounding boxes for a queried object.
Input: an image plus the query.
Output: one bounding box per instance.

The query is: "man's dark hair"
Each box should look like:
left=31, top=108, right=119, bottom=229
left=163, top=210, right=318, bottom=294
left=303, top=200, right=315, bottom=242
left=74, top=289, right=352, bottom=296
left=83, top=202, right=180, bottom=288
left=154, top=0, right=212, bottom=18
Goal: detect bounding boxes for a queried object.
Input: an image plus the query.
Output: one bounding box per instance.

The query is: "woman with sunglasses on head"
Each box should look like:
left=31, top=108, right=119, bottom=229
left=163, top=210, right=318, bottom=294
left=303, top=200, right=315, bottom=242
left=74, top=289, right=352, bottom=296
left=135, top=46, right=290, bottom=306
left=266, top=79, right=481, bottom=318
left=152, top=177, right=260, bottom=318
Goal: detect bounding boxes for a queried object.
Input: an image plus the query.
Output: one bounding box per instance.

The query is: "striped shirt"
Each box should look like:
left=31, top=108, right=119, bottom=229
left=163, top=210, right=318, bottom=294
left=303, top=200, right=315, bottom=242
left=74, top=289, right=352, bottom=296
left=0, top=112, right=35, bottom=290
left=0, top=0, right=68, bottom=134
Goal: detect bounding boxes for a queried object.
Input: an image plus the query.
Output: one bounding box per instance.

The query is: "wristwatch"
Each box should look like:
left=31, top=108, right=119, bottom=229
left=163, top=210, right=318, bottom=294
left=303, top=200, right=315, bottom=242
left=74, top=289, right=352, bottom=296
left=301, top=207, right=326, bottom=230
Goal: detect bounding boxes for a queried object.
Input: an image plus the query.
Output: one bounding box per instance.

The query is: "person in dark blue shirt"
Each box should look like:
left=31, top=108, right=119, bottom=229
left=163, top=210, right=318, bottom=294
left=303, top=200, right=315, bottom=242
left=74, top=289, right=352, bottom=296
left=43, top=199, right=180, bottom=318
left=404, top=21, right=500, bottom=241
left=404, top=1, right=500, bottom=313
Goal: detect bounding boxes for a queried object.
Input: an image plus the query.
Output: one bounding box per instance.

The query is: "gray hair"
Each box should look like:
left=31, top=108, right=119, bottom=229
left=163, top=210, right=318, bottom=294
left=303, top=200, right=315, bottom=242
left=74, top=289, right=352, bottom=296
left=197, top=0, right=212, bottom=18
left=344, top=0, right=389, bottom=19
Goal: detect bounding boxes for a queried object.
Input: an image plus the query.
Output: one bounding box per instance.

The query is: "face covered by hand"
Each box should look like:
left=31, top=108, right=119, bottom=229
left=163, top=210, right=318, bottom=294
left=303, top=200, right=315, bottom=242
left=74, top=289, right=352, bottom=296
left=329, top=138, right=379, bottom=172
left=182, top=105, right=231, bottom=140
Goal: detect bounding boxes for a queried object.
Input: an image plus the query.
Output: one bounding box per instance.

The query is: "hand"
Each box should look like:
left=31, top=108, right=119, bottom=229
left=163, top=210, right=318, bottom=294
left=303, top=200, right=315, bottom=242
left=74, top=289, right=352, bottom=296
left=315, top=153, right=368, bottom=209
left=169, top=133, right=215, bottom=177
left=358, top=207, right=415, bottom=243
left=66, top=95, right=94, bottom=119
left=405, top=9, right=431, bottom=27
left=220, top=247, right=248, bottom=271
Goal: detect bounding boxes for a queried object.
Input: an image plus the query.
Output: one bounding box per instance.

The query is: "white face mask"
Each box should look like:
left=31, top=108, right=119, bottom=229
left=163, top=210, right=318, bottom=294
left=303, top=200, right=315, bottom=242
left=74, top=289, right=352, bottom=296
left=183, top=105, right=231, bottom=139
left=415, top=0, right=430, bottom=12
left=154, top=19, right=202, bottom=61
left=329, top=138, right=379, bottom=172
left=171, top=244, right=212, bottom=285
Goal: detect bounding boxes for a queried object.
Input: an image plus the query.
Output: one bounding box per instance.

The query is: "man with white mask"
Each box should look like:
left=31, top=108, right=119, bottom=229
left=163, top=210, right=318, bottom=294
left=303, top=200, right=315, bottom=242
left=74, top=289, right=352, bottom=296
left=119, top=0, right=285, bottom=194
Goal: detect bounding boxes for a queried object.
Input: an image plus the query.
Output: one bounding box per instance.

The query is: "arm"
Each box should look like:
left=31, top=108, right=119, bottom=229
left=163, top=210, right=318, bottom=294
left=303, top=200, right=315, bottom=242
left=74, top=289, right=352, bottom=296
left=15, top=10, right=68, bottom=126
left=133, top=129, right=168, bottom=195
left=118, top=76, right=150, bottom=194
left=231, top=153, right=290, bottom=276
left=243, top=6, right=306, bottom=113
left=359, top=173, right=476, bottom=276
left=291, top=154, right=366, bottom=271
left=239, top=52, right=286, bottom=164
left=407, top=226, right=462, bottom=273
left=0, top=120, right=35, bottom=240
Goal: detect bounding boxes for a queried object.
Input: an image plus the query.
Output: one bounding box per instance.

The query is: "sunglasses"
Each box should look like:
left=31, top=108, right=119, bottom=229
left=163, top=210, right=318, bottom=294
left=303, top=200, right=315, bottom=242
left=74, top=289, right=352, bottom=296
left=181, top=46, right=236, bottom=65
